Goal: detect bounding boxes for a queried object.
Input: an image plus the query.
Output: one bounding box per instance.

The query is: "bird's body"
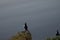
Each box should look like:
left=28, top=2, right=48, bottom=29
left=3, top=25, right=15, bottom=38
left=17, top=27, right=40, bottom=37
left=56, top=30, right=60, bottom=36
left=24, top=22, right=28, bottom=31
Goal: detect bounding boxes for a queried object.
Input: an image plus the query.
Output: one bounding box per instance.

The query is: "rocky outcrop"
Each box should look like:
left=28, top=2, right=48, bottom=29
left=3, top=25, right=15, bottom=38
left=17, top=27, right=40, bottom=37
left=47, top=36, right=60, bottom=40
left=10, top=23, right=32, bottom=40
left=10, top=30, right=32, bottom=40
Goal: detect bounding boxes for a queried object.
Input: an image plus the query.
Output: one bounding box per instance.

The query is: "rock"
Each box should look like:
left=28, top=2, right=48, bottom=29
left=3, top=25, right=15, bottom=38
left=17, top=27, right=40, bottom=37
left=10, top=30, right=32, bottom=40
left=47, top=36, right=60, bottom=40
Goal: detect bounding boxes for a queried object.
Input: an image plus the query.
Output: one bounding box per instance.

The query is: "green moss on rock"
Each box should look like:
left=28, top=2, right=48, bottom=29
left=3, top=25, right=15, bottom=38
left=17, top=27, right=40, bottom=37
left=47, top=36, right=60, bottom=40
left=10, top=31, right=32, bottom=40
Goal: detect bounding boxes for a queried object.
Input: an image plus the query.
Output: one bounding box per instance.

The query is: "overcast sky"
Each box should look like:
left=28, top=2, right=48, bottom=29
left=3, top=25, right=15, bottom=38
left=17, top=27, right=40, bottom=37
left=0, top=0, right=60, bottom=40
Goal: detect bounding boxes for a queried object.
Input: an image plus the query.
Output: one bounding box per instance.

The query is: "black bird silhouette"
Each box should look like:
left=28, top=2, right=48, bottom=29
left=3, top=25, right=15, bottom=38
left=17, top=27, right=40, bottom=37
left=56, top=30, right=60, bottom=36
left=24, top=22, right=28, bottom=31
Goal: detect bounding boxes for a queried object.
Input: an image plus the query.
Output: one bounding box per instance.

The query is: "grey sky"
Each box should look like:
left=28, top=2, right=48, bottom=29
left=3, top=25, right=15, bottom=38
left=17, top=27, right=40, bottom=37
left=0, top=0, right=60, bottom=40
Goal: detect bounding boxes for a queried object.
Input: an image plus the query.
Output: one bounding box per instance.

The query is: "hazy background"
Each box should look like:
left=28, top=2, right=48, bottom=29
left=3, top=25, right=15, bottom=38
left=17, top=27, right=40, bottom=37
left=0, top=0, right=60, bottom=40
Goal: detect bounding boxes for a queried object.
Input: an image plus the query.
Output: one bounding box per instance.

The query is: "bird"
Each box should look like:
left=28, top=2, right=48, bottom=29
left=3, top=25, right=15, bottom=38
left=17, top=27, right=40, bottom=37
left=24, top=22, right=28, bottom=31
left=56, top=29, right=60, bottom=36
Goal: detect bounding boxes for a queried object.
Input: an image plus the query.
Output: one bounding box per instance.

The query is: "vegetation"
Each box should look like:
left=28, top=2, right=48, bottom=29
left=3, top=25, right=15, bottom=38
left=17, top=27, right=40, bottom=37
left=10, top=31, right=32, bottom=40
left=47, top=36, right=60, bottom=40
